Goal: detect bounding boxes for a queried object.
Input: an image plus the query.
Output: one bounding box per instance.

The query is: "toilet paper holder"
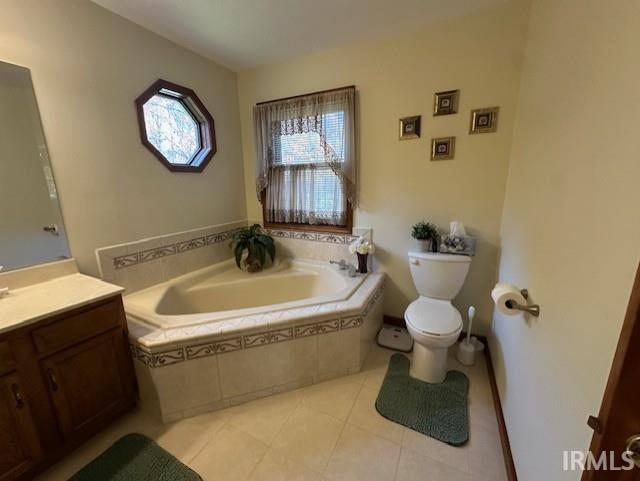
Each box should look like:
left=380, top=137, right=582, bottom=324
left=505, top=289, right=540, bottom=317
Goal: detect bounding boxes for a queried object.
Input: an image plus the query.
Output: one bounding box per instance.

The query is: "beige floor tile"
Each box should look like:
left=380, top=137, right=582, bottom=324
left=248, top=448, right=322, bottom=481
left=361, top=345, right=400, bottom=372
left=467, top=423, right=507, bottom=481
left=395, top=447, right=471, bottom=481
left=228, top=390, right=303, bottom=444
left=37, top=347, right=507, bottom=481
left=189, top=425, right=268, bottom=481
left=347, top=386, right=405, bottom=444
left=154, top=410, right=229, bottom=463
left=362, top=366, right=388, bottom=390
left=272, top=405, right=344, bottom=472
left=401, top=428, right=470, bottom=473
left=301, top=377, right=362, bottom=421
left=324, top=424, right=400, bottom=481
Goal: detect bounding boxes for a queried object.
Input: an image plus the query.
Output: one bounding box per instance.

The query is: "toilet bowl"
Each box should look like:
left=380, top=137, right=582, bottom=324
left=405, top=252, right=471, bottom=383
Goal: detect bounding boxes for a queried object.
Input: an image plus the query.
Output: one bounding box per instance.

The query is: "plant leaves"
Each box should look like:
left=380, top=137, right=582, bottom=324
left=234, top=243, right=244, bottom=268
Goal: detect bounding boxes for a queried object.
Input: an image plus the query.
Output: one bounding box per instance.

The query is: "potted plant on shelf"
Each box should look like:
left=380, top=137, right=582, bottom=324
left=231, top=224, right=276, bottom=273
left=348, top=237, right=375, bottom=274
left=411, top=221, right=438, bottom=252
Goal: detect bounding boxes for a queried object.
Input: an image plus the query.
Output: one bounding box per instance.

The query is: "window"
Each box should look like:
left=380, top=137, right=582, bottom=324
left=135, top=79, right=216, bottom=172
left=254, top=87, right=356, bottom=233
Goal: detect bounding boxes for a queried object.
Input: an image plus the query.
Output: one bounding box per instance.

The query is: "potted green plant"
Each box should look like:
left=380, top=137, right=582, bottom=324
left=231, top=224, right=276, bottom=273
left=411, top=221, right=438, bottom=252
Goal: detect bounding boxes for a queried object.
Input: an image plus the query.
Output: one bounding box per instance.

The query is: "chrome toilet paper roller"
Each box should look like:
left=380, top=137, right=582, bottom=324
left=491, top=283, right=540, bottom=317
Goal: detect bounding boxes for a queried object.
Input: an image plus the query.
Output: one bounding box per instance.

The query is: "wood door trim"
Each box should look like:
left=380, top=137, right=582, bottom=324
left=582, top=262, right=640, bottom=481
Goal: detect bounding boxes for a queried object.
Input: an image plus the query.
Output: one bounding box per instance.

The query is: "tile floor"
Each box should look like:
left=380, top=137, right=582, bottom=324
left=38, top=344, right=507, bottom=481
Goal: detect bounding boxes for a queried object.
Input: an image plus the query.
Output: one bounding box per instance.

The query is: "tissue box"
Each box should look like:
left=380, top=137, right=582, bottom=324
left=439, top=235, right=476, bottom=256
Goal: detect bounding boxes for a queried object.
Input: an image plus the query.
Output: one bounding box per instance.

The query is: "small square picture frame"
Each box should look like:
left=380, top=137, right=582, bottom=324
left=399, top=116, right=421, bottom=140
left=433, top=89, right=460, bottom=116
left=431, top=136, right=455, bottom=160
left=469, top=107, right=499, bottom=134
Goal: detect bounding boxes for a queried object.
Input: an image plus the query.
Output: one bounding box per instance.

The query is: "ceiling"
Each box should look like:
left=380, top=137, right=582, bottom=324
left=91, top=0, right=508, bottom=71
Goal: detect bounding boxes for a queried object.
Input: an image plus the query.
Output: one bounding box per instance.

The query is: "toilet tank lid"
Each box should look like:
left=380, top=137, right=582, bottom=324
left=407, top=252, right=472, bottom=263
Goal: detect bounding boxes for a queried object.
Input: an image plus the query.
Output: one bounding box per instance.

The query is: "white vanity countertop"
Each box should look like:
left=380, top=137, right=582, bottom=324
left=0, top=273, right=124, bottom=335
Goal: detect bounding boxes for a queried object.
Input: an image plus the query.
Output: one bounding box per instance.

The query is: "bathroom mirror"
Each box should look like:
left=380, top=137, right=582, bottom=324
left=0, top=60, right=70, bottom=271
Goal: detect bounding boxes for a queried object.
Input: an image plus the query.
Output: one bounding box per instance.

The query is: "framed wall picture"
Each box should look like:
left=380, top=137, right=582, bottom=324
left=469, top=107, right=499, bottom=134
left=399, top=116, right=421, bottom=140
left=431, top=136, right=455, bottom=160
left=433, top=89, right=460, bottom=116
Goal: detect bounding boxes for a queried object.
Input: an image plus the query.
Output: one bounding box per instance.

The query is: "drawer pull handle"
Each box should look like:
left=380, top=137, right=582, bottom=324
left=10, top=384, right=25, bottom=410
left=47, top=369, right=59, bottom=392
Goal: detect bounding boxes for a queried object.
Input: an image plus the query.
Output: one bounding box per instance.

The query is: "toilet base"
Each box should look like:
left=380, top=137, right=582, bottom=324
left=410, top=342, right=449, bottom=383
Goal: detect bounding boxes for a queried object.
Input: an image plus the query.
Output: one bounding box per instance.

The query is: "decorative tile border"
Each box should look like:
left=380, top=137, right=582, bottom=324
left=265, top=228, right=359, bottom=245
left=185, top=337, right=243, bottom=360
left=131, top=281, right=385, bottom=368
left=113, top=227, right=243, bottom=270
left=340, top=315, right=363, bottom=330
left=294, top=319, right=339, bottom=338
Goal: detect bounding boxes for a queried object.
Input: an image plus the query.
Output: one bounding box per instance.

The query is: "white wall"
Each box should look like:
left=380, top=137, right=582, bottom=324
left=0, top=0, right=246, bottom=275
left=238, top=2, right=531, bottom=329
left=492, top=1, right=640, bottom=479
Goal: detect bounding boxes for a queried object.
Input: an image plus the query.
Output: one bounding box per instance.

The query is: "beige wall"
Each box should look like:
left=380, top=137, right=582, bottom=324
left=492, top=1, right=640, bottom=479
left=0, top=0, right=246, bottom=275
left=238, top=2, right=531, bottom=327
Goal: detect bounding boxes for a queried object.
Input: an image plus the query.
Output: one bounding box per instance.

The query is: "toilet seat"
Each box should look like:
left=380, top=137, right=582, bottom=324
left=404, top=298, right=462, bottom=337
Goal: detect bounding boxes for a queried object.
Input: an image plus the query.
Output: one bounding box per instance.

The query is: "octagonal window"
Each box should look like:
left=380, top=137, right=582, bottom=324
left=135, top=79, right=216, bottom=172
left=143, top=95, right=200, bottom=165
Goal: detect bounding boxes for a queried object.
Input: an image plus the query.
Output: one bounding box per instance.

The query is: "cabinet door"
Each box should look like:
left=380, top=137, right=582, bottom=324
left=0, top=373, right=42, bottom=481
left=41, top=329, right=135, bottom=439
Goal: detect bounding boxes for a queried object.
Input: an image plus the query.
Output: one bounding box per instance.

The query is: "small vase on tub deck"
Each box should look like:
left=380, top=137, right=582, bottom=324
left=349, top=236, right=375, bottom=274
left=357, top=253, right=368, bottom=274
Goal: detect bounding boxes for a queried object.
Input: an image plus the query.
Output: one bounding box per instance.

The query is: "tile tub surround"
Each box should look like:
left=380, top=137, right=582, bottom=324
left=128, top=274, right=385, bottom=422
left=264, top=226, right=373, bottom=266
left=95, top=220, right=247, bottom=294
left=95, top=221, right=373, bottom=294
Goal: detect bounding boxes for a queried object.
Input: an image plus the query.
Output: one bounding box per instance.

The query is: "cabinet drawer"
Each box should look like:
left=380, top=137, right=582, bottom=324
left=31, top=299, right=122, bottom=355
left=0, top=341, right=16, bottom=375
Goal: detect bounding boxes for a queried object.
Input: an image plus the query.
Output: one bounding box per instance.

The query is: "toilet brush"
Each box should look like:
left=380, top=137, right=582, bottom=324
left=456, top=306, right=476, bottom=366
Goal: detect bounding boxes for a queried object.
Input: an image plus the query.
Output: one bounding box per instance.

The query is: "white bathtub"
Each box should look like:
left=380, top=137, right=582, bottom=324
left=125, top=258, right=365, bottom=329
left=126, top=256, right=385, bottom=423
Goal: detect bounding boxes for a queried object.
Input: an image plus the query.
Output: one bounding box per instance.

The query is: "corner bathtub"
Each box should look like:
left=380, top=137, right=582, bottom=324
left=125, top=258, right=365, bottom=328
left=126, top=257, right=385, bottom=422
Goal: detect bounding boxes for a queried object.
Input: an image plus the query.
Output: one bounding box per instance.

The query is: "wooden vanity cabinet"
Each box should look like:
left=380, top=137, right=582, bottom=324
left=0, top=372, right=42, bottom=481
left=0, top=295, right=136, bottom=481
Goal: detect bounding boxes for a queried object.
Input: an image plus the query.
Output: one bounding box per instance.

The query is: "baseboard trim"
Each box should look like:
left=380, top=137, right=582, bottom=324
left=475, top=335, right=518, bottom=481
left=383, top=314, right=405, bottom=328
left=383, top=314, right=517, bottom=480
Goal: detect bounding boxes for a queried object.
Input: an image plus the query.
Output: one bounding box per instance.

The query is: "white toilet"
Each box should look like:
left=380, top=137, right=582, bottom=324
left=405, top=251, right=472, bottom=383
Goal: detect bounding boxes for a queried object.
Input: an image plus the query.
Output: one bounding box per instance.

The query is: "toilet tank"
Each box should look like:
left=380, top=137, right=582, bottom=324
left=408, top=251, right=471, bottom=300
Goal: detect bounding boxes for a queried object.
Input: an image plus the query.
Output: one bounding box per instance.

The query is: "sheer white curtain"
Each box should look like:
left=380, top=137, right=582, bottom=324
left=253, top=87, right=356, bottom=226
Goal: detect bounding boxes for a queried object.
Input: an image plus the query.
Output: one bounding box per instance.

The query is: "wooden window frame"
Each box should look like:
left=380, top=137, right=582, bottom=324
left=258, top=85, right=355, bottom=235
left=135, top=79, right=216, bottom=173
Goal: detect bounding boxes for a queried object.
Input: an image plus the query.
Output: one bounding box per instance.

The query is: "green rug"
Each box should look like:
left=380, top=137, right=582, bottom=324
left=70, top=433, right=202, bottom=481
left=375, top=353, right=469, bottom=446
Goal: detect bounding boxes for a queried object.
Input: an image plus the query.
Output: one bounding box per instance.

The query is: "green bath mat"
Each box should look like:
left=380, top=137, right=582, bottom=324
left=70, top=433, right=202, bottom=481
left=375, top=353, right=469, bottom=446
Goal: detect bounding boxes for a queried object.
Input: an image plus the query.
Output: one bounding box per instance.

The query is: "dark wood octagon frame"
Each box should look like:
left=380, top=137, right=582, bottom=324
left=135, top=79, right=216, bottom=173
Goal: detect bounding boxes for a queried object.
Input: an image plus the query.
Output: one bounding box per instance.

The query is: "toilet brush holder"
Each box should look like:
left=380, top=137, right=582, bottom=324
left=456, top=339, right=476, bottom=366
